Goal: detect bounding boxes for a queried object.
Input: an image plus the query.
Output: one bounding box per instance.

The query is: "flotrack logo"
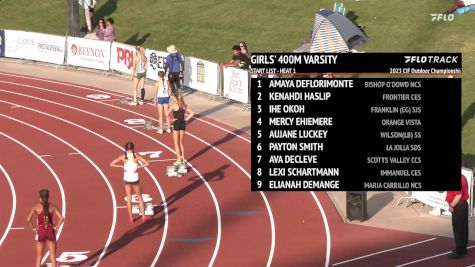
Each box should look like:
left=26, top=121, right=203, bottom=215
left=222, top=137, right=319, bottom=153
left=430, top=13, right=454, bottom=21
left=404, top=55, right=459, bottom=64
left=71, top=44, right=78, bottom=55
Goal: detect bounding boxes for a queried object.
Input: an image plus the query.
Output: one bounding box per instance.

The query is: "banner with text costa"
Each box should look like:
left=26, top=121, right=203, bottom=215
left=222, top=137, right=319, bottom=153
left=4, top=30, right=66, bottom=65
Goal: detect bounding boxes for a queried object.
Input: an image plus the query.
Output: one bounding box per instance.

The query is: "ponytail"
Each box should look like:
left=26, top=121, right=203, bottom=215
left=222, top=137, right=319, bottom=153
left=174, top=92, right=186, bottom=109
left=39, top=189, right=51, bottom=226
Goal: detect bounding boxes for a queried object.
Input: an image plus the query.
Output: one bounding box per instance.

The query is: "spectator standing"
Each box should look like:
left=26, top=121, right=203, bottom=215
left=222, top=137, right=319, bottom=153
left=239, top=41, right=249, bottom=56
left=153, top=71, right=172, bottom=134
left=165, top=45, right=184, bottom=94
left=95, top=18, right=106, bottom=40
left=78, top=0, right=98, bottom=33
left=220, top=45, right=251, bottom=70
left=104, top=18, right=116, bottom=41
left=446, top=174, right=470, bottom=259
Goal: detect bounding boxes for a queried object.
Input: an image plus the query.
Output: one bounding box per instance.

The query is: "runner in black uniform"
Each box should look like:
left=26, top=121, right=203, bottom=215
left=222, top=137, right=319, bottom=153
left=167, top=92, right=194, bottom=165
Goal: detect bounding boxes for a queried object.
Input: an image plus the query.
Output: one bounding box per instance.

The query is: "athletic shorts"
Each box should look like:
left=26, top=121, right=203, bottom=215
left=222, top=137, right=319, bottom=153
left=135, top=72, right=146, bottom=79
left=173, top=121, right=186, bottom=131
left=36, top=226, right=56, bottom=242
left=124, top=180, right=140, bottom=185
left=157, top=97, right=169, bottom=104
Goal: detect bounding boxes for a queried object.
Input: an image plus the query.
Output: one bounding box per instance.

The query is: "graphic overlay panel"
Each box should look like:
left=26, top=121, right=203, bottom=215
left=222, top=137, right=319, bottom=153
left=251, top=53, right=461, bottom=191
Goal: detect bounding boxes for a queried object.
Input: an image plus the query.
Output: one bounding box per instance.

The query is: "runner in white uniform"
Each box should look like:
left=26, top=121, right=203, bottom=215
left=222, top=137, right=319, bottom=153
left=110, top=142, right=152, bottom=223
left=123, top=151, right=139, bottom=183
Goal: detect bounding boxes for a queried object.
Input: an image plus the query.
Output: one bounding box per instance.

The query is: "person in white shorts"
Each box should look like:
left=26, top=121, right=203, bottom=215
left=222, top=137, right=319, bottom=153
left=110, top=142, right=152, bottom=223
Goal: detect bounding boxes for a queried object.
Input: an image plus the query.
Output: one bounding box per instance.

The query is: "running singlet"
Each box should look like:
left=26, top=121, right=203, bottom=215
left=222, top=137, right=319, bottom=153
left=37, top=208, right=53, bottom=229
left=173, top=107, right=186, bottom=131
left=156, top=78, right=169, bottom=98
left=123, top=152, right=139, bottom=182
left=136, top=57, right=146, bottom=74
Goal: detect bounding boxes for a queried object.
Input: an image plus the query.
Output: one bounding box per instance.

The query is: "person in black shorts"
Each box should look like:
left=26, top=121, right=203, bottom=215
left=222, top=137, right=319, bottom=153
left=167, top=92, right=194, bottom=166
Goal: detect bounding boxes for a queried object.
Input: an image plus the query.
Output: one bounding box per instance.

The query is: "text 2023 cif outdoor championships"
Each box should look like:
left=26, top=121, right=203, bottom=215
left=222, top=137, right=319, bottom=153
left=251, top=77, right=461, bottom=192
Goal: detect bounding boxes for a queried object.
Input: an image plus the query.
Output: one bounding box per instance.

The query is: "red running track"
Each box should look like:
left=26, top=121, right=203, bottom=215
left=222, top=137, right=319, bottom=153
left=0, top=72, right=473, bottom=267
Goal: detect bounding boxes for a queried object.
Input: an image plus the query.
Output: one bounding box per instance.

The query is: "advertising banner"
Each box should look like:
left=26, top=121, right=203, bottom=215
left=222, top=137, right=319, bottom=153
left=412, top=168, right=474, bottom=212
left=4, top=30, right=66, bottom=64
left=0, top=30, right=5, bottom=57
left=184, top=57, right=219, bottom=95
left=223, top=67, right=250, bottom=103
left=110, top=42, right=135, bottom=75
left=145, top=48, right=168, bottom=81
left=66, top=36, right=111, bottom=70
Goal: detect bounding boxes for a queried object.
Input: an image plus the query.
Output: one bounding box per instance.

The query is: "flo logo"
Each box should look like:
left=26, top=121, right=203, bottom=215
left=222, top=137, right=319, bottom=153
left=71, top=44, right=78, bottom=55
left=430, top=13, right=454, bottom=21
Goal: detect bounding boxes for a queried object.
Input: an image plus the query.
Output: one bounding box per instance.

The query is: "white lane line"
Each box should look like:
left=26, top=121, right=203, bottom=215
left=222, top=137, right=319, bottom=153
left=96, top=98, right=118, bottom=102
left=147, top=159, right=176, bottom=163
left=0, top=81, right=265, bottom=266
left=395, top=245, right=475, bottom=267
left=310, top=192, right=331, bottom=267
left=39, top=154, right=52, bottom=158
left=68, top=152, right=80, bottom=155
left=332, top=238, right=437, bottom=266
left=10, top=105, right=21, bottom=108
left=0, top=86, right=221, bottom=267
left=117, top=204, right=164, bottom=209
left=0, top=164, right=16, bottom=246
left=0, top=73, right=251, bottom=143
left=0, top=98, right=169, bottom=266
left=0, top=115, right=115, bottom=267
left=0, top=131, right=66, bottom=264
left=185, top=132, right=275, bottom=267
left=10, top=227, right=24, bottom=230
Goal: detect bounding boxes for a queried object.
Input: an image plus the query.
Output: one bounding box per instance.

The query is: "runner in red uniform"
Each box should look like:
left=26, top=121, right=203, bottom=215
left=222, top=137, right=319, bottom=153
left=27, top=189, right=64, bottom=267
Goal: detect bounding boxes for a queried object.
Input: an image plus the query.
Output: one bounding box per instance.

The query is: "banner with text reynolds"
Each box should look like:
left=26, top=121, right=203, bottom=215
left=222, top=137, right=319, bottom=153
left=250, top=53, right=462, bottom=75
left=66, top=37, right=111, bottom=70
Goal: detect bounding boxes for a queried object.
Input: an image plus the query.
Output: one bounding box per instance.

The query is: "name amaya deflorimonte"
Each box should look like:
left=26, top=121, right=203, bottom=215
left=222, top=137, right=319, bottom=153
left=269, top=79, right=353, bottom=88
